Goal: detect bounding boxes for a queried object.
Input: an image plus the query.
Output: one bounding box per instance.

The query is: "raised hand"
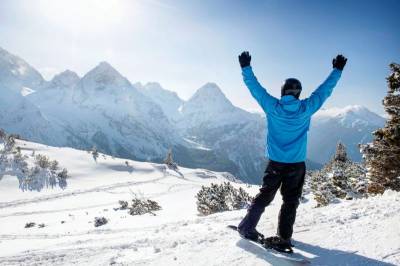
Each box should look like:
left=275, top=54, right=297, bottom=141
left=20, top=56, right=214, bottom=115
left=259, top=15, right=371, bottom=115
left=332, top=54, right=347, bottom=71
left=239, top=51, right=251, bottom=68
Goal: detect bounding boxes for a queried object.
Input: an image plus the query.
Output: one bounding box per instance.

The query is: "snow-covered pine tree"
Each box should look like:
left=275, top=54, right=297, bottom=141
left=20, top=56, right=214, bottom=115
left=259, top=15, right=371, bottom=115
left=330, top=142, right=351, bottom=198
left=196, top=182, right=252, bottom=215
left=311, top=142, right=366, bottom=206
left=164, top=148, right=177, bottom=170
left=128, top=196, right=162, bottom=216
left=0, top=129, right=6, bottom=140
left=361, top=63, right=400, bottom=194
left=4, top=135, right=15, bottom=152
left=232, top=186, right=253, bottom=209
left=35, top=154, right=50, bottom=169
left=0, top=130, right=69, bottom=191
left=91, top=146, right=99, bottom=162
left=334, top=142, right=347, bottom=162
left=311, top=169, right=337, bottom=207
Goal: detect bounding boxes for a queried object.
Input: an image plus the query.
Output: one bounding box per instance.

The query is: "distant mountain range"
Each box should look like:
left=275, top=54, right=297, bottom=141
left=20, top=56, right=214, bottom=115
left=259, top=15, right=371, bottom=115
left=0, top=47, right=385, bottom=183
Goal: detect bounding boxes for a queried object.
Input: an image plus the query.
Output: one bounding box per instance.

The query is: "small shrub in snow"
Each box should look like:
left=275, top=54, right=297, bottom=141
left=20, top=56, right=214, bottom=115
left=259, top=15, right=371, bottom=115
left=35, top=154, right=50, bottom=169
left=50, top=160, right=59, bottom=172
left=231, top=187, right=253, bottom=210
left=57, top=168, right=68, bottom=189
left=129, top=197, right=162, bottom=216
left=196, top=182, right=253, bottom=216
left=146, top=199, right=162, bottom=213
left=25, top=222, right=35, bottom=228
left=118, top=200, right=129, bottom=210
left=94, top=217, right=108, bottom=227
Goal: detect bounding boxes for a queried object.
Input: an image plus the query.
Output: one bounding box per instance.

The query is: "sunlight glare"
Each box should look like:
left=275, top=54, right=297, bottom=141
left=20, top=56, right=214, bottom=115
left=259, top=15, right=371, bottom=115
left=38, top=0, right=129, bottom=32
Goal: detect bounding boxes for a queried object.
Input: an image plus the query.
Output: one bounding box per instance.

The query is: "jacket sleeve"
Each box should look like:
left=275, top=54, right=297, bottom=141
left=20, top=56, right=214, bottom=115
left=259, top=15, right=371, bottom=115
left=242, top=66, right=278, bottom=113
left=305, top=69, right=342, bottom=115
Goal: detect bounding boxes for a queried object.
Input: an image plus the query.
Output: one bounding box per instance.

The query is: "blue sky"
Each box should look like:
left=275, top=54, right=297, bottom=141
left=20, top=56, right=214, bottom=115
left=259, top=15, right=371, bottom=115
left=0, top=0, right=399, bottom=114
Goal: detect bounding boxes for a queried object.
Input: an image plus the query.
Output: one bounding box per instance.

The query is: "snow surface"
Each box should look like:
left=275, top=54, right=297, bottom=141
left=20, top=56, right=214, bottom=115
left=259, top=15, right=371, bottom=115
left=0, top=140, right=399, bottom=266
left=20, top=87, right=35, bottom=97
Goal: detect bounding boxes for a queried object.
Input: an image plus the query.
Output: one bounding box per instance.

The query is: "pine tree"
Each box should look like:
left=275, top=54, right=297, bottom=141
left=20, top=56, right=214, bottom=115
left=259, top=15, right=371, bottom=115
left=311, top=142, right=366, bottom=206
left=164, top=148, right=177, bottom=169
left=361, top=63, right=400, bottom=194
left=91, top=146, right=99, bottom=162
left=334, top=142, right=347, bottom=162
left=0, top=129, right=6, bottom=140
left=332, top=142, right=352, bottom=197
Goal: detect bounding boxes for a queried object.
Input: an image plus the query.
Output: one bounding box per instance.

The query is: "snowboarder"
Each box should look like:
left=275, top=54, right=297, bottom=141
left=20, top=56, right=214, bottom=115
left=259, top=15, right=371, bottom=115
left=237, top=51, right=347, bottom=252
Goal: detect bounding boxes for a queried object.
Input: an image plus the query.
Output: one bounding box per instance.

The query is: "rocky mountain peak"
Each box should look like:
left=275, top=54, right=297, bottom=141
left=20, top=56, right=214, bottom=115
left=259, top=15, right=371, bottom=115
left=186, top=83, right=233, bottom=111
left=51, top=70, right=80, bottom=87
left=79, top=61, right=131, bottom=93
left=0, top=46, right=44, bottom=92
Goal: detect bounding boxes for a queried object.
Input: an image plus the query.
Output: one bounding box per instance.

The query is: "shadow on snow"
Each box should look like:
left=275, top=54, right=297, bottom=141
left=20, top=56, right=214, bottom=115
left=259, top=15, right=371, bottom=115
left=236, top=238, right=395, bottom=266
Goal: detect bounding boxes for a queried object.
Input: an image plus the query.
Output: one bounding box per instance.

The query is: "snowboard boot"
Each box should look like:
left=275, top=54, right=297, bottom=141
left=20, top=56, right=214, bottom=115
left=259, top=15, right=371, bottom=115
left=263, top=236, right=294, bottom=253
left=238, top=228, right=265, bottom=242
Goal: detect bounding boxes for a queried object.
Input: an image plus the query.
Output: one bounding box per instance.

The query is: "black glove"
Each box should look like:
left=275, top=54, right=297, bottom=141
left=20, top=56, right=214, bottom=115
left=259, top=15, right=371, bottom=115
left=332, top=54, right=347, bottom=71
left=238, top=51, right=251, bottom=68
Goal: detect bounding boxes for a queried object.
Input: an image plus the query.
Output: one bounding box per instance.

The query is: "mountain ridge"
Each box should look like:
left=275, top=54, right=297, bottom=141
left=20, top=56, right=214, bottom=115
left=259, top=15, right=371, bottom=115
left=0, top=46, right=385, bottom=183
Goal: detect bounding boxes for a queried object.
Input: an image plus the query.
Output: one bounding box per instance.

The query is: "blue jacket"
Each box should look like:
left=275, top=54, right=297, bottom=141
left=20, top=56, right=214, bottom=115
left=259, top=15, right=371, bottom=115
left=242, top=66, right=342, bottom=163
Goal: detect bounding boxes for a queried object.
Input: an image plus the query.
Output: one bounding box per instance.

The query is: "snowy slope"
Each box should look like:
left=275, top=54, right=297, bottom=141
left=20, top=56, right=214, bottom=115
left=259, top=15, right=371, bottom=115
left=0, top=140, right=398, bottom=266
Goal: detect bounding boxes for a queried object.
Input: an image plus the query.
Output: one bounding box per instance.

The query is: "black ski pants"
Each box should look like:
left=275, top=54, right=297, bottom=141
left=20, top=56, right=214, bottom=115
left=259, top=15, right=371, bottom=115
left=238, top=160, right=305, bottom=240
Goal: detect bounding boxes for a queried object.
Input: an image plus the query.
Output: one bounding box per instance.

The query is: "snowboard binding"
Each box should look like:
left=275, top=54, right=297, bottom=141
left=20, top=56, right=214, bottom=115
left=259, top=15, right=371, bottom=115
left=263, top=236, right=294, bottom=254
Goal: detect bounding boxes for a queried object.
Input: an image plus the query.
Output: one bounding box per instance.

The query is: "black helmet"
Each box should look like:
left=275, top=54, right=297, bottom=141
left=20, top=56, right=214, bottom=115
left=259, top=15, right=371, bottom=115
left=281, top=78, right=302, bottom=99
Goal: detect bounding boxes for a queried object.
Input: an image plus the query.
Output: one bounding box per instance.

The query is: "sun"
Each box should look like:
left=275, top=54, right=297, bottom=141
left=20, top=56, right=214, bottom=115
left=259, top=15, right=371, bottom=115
left=38, top=0, right=127, bottom=32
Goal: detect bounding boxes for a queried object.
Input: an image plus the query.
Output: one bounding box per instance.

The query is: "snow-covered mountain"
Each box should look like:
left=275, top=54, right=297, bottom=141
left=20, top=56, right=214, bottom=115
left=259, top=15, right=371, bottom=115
left=0, top=47, right=45, bottom=94
left=309, top=105, right=385, bottom=164
left=176, top=83, right=267, bottom=183
left=0, top=47, right=385, bottom=184
left=0, top=48, right=64, bottom=145
left=0, top=139, right=398, bottom=266
left=28, top=61, right=182, bottom=161
left=313, top=105, right=384, bottom=128
left=0, top=87, right=62, bottom=145
left=137, top=82, right=184, bottom=123
left=178, top=82, right=245, bottom=127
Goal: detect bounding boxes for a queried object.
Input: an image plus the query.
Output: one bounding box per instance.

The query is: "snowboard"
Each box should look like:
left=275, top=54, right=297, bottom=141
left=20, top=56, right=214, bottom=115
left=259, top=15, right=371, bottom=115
left=227, top=225, right=310, bottom=265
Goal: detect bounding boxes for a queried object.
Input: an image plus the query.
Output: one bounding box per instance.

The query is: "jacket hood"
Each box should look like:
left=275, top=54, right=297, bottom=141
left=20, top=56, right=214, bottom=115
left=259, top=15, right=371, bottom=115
left=279, top=95, right=301, bottom=112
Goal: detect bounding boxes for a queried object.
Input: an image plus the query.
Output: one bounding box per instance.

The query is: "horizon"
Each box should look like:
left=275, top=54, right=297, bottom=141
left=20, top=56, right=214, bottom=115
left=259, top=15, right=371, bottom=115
left=1, top=0, right=399, bottom=116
